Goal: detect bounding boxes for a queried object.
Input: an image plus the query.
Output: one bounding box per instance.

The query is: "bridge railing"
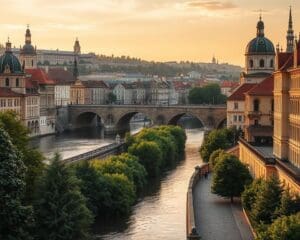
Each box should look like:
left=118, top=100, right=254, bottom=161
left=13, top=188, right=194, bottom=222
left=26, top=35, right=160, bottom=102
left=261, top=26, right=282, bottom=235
left=62, top=141, right=125, bottom=164
left=186, top=163, right=210, bottom=240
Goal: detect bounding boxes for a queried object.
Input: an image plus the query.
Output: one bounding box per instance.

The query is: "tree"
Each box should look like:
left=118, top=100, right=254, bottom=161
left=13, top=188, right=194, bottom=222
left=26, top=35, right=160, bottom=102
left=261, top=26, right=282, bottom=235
left=211, top=154, right=252, bottom=203
left=258, top=212, right=300, bottom=240
left=275, top=190, right=300, bottom=218
left=188, top=84, right=227, bottom=104
left=0, top=128, right=34, bottom=240
left=241, top=178, right=264, bottom=212
left=128, top=140, right=162, bottom=177
left=251, top=176, right=283, bottom=224
left=103, top=173, right=136, bottom=216
left=0, top=111, right=44, bottom=203
left=199, top=128, right=232, bottom=162
left=75, top=161, right=111, bottom=216
left=209, top=149, right=225, bottom=169
left=107, top=92, right=117, bottom=104
left=34, top=154, right=92, bottom=240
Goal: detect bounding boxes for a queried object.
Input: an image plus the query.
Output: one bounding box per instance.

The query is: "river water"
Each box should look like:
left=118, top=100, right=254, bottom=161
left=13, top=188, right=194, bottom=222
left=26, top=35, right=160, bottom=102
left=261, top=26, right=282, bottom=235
left=94, top=129, right=204, bottom=240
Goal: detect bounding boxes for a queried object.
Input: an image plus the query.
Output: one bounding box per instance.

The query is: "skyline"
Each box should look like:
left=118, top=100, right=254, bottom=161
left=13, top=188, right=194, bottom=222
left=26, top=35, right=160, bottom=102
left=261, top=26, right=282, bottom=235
left=0, top=0, right=299, bottom=66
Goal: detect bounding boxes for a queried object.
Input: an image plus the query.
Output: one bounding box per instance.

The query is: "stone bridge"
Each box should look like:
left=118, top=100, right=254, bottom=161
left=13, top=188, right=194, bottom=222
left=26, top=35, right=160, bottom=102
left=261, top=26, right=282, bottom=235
left=67, top=104, right=227, bottom=133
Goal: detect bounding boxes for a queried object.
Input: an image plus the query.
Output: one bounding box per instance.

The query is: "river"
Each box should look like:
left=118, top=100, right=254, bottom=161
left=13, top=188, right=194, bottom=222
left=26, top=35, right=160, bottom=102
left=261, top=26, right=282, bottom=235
left=94, top=128, right=204, bottom=240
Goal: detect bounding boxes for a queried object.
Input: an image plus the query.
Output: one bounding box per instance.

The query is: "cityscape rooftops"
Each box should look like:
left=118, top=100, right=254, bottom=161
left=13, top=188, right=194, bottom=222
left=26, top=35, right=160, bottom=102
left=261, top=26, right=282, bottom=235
left=25, top=68, right=55, bottom=85
left=227, top=83, right=256, bottom=101
left=246, top=75, right=274, bottom=96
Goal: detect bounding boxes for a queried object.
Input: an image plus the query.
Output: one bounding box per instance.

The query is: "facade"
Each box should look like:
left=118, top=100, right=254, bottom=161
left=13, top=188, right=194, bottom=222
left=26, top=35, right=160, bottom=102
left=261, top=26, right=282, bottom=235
left=220, top=80, right=239, bottom=97
left=113, top=83, right=133, bottom=104
left=47, top=68, right=75, bottom=106
left=227, top=83, right=256, bottom=130
left=244, top=76, right=274, bottom=143
left=150, top=79, right=170, bottom=105
left=26, top=68, right=55, bottom=136
left=241, top=16, right=275, bottom=84
left=131, top=81, right=146, bottom=104
left=82, top=80, right=109, bottom=105
left=70, top=79, right=86, bottom=105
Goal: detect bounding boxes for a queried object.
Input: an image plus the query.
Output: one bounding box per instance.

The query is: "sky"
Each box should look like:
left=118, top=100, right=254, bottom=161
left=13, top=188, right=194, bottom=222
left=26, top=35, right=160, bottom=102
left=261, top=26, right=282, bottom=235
left=0, top=0, right=299, bottom=66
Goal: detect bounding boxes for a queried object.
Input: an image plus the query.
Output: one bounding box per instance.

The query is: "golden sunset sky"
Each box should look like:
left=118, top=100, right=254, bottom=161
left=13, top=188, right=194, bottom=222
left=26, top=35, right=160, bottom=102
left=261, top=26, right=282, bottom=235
left=0, top=0, right=299, bottom=66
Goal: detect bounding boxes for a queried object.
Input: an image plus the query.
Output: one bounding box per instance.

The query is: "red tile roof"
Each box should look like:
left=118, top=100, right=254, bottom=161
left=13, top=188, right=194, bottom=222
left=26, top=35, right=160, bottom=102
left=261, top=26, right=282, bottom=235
left=227, top=83, right=256, bottom=101
left=82, top=80, right=108, bottom=88
left=247, top=75, right=274, bottom=96
left=0, top=88, right=23, bottom=97
left=47, top=68, right=75, bottom=84
left=221, top=80, right=239, bottom=88
left=25, top=68, right=55, bottom=85
left=277, top=52, right=293, bottom=71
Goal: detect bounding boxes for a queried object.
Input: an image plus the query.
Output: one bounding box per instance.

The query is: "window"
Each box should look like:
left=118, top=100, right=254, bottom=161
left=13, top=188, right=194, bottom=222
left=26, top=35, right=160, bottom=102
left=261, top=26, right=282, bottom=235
left=32, top=60, right=34, bottom=67
left=270, top=59, right=274, bottom=68
left=249, top=59, right=254, bottom=68
left=254, top=99, right=260, bottom=111
left=259, top=59, right=265, bottom=68
left=234, top=102, right=238, bottom=110
left=238, top=115, right=242, bottom=122
left=16, top=78, right=19, bottom=87
left=254, top=119, right=259, bottom=125
left=233, top=115, right=237, bottom=122
left=5, top=78, right=9, bottom=87
left=271, top=99, right=274, bottom=112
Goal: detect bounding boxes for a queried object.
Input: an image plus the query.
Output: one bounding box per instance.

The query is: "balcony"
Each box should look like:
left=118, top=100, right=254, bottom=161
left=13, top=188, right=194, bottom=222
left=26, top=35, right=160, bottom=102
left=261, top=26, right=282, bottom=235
left=247, top=111, right=262, bottom=119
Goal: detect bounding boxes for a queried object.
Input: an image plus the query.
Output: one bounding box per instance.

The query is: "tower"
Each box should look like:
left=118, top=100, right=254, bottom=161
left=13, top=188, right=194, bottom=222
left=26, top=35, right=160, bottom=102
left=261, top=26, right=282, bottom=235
left=73, top=38, right=81, bottom=55
left=19, top=25, right=37, bottom=69
left=73, top=57, right=79, bottom=80
left=286, top=6, right=294, bottom=53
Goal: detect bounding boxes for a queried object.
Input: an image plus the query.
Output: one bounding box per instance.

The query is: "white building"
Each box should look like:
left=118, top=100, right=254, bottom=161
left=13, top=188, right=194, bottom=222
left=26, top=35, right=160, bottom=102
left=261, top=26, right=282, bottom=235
left=113, top=83, right=133, bottom=104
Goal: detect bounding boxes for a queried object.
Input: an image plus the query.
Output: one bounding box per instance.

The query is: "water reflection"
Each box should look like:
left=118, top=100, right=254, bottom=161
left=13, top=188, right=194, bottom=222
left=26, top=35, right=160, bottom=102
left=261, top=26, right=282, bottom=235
left=94, top=129, right=204, bottom=240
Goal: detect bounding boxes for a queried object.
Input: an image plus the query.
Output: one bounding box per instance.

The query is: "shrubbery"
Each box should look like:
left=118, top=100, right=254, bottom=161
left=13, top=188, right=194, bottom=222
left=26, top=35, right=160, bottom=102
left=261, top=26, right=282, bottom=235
left=241, top=177, right=300, bottom=239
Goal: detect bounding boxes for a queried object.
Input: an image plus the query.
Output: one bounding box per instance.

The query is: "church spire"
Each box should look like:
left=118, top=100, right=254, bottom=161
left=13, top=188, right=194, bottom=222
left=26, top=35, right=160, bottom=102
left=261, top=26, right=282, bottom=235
left=73, top=57, right=79, bottom=79
left=286, top=6, right=294, bottom=53
left=25, top=24, right=31, bottom=45
left=256, top=14, right=264, bottom=37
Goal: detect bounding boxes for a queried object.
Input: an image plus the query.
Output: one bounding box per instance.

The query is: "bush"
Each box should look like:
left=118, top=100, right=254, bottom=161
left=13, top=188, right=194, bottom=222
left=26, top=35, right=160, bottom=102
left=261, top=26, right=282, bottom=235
left=128, top=141, right=162, bottom=177
left=211, top=153, right=252, bottom=202
left=258, top=212, right=300, bottom=240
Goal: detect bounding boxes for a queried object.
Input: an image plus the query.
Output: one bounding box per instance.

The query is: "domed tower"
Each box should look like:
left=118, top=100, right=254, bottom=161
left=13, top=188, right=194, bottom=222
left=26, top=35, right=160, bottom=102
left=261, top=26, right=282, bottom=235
left=19, top=25, right=37, bottom=69
left=242, top=15, right=275, bottom=84
left=0, top=40, right=26, bottom=94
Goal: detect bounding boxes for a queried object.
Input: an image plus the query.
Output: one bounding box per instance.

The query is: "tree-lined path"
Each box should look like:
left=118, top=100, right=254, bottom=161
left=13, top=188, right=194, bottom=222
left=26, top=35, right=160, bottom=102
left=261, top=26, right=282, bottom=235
left=193, top=174, right=254, bottom=240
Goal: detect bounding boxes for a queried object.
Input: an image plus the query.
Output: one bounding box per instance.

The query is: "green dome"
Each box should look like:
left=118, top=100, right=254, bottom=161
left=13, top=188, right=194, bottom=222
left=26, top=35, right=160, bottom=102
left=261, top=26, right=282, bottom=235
left=0, top=44, right=22, bottom=74
left=246, top=37, right=275, bottom=55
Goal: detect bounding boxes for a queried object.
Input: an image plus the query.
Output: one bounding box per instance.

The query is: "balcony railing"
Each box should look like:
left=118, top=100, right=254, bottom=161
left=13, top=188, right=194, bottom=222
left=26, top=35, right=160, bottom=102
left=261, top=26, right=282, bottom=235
left=247, top=111, right=262, bottom=119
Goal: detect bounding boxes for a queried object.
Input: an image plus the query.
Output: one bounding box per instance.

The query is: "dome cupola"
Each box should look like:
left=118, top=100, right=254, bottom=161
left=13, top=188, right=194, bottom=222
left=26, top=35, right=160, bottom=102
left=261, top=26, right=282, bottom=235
left=0, top=40, right=22, bottom=74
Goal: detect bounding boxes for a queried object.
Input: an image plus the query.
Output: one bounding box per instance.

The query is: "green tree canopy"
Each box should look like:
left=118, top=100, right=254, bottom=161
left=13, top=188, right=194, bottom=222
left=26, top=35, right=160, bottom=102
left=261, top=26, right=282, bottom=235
left=258, top=212, right=300, bottom=240
left=128, top=140, right=162, bottom=177
left=107, top=92, right=117, bottom=104
left=212, top=154, right=252, bottom=202
left=188, top=84, right=227, bottom=104
left=34, top=154, right=92, bottom=240
left=209, top=149, right=225, bottom=169
left=0, top=127, right=33, bottom=240
left=241, top=178, right=264, bottom=212
left=251, top=176, right=283, bottom=224
left=0, top=111, right=44, bottom=202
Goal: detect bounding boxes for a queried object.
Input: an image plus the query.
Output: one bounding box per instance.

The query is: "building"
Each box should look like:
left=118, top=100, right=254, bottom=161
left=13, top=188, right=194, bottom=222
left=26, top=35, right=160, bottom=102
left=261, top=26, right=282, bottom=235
left=244, top=75, right=274, bottom=143
left=70, top=79, right=86, bottom=105
left=238, top=9, right=300, bottom=194
left=227, top=83, right=256, bottom=130
left=48, top=68, right=75, bottom=106
left=131, top=81, right=146, bottom=104
left=220, top=80, right=239, bottom=97
left=0, top=40, right=40, bottom=136
left=240, top=15, right=275, bottom=84
left=113, top=83, right=133, bottom=104
left=19, top=26, right=37, bottom=69
left=150, top=79, right=170, bottom=105
left=82, top=80, right=109, bottom=105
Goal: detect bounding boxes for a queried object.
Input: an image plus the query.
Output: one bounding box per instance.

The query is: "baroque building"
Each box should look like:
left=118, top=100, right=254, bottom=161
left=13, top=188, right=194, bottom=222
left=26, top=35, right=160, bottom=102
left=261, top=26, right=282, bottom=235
left=241, top=16, right=275, bottom=84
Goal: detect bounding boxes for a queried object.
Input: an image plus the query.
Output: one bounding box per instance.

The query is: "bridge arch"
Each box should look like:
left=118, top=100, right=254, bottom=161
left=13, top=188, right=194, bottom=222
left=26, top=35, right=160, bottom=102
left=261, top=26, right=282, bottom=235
left=216, top=118, right=227, bottom=129
left=74, top=111, right=103, bottom=129
left=167, top=113, right=204, bottom=128
left=116, top=111, right=153, bottom=133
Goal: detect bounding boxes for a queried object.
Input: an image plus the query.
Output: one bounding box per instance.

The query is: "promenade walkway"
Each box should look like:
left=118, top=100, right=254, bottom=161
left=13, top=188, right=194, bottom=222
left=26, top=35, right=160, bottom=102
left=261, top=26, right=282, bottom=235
left=193, top=174, right=254, bottom=240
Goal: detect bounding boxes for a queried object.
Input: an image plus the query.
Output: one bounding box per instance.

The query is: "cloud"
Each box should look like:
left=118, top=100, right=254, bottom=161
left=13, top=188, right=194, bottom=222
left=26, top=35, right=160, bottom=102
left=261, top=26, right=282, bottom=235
left=187, top=1, right=237, bottom=10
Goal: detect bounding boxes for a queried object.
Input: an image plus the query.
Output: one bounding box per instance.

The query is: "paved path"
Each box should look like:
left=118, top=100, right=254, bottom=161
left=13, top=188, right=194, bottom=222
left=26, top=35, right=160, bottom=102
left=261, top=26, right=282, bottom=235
left=193, top=174, right=254, bottom=240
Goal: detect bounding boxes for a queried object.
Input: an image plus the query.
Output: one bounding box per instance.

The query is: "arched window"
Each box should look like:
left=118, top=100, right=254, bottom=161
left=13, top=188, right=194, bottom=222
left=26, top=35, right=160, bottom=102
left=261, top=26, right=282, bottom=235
left=254, top=99, right=260, bottom=111
left=32, top=60, right=34, bottom=67
left=5, top=78, right=9, bottom=87
left=270, top=59, right=274, bottom=68
left=16, top=78, right=19, bottom=87
left=259, top=59, right=265, bottom=68
left=249, top=59, right=254, bottom=68
left=271, top=99, right=274, bottom=112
